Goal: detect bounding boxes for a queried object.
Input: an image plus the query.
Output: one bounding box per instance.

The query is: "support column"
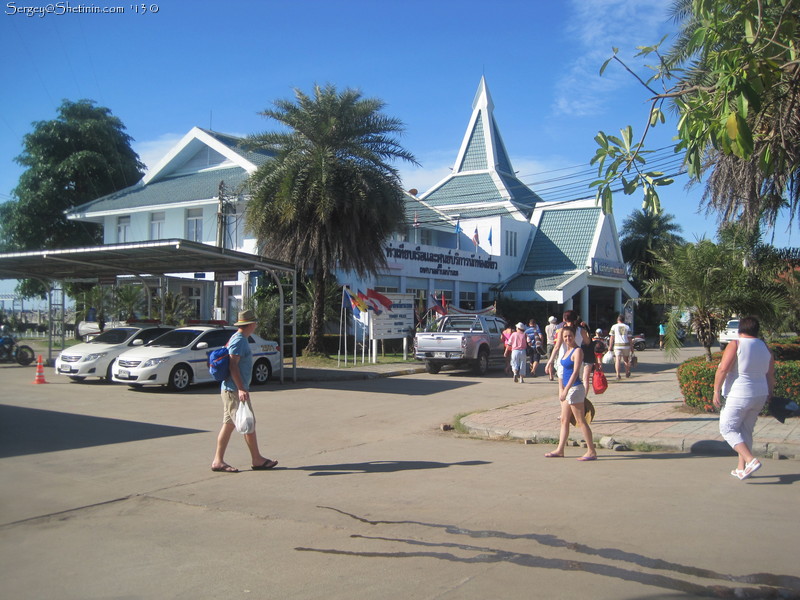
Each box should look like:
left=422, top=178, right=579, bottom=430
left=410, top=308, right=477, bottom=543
left=580, top=286, right=589, bottom=322
left=564, top=296, right=573, bottom=311
left=614, top=288, right=623, bottom=315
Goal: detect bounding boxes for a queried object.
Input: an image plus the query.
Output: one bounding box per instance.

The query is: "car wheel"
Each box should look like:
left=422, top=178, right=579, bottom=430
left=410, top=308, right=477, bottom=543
left=68, top=375, right=86, bottom=382
left=424, top=361, right=441, bottom=374
left=472, top=349, right=489, bottom=376
left=251, top=359, right=272, bottom=385
left=168, top=364, right=192, bottom=392
left=104, top=360, right=115, bottom=383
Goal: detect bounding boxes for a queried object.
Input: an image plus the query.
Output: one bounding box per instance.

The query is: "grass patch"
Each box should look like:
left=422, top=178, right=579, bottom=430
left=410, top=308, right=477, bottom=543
left=284, top=353, right=418, bottom=369
left=452, top=412, right=476, bottom=435
left=627, top=441, right=668, bottom=453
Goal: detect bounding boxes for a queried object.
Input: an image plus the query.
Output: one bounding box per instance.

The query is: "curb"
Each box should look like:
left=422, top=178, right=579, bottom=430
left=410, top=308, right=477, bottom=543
left=459, top=418, right=800, bottom=460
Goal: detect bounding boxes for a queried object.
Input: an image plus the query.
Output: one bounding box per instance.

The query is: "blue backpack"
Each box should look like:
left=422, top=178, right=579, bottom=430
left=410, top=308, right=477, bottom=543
left=208, top=346, right=230, bottom=381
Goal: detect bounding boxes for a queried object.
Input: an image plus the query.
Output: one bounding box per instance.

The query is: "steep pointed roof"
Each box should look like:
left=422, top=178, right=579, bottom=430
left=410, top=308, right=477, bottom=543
left=420, top=77, right=541, bottom=220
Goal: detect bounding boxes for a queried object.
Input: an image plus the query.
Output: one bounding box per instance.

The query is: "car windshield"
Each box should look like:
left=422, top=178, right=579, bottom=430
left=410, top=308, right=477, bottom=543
left=146, top=329, right=202, bottom=348
left=727, top=320, right=739, bottom=330
left=89, top=328, right=138, bottom=344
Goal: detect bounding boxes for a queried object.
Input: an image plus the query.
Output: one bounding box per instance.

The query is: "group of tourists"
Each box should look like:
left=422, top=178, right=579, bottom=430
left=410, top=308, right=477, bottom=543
left=212, top=309, right=773, bottom=482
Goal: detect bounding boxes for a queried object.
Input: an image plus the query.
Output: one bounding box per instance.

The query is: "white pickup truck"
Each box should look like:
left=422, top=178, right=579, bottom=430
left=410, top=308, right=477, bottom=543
left=414, top=314, right=507, bottom=375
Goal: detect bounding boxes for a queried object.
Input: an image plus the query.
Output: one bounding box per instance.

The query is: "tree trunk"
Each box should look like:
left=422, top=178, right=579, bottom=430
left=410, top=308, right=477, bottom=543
left=305, top=267, right=327, bottom=355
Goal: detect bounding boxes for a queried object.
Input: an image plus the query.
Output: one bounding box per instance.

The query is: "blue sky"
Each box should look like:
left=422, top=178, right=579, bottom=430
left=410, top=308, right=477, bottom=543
left=0, top=0, right=796, bottom=301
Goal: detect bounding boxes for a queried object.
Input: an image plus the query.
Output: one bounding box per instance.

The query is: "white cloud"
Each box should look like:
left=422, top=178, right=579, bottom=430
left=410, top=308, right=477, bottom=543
left=554, top=0, right=674, bottom=117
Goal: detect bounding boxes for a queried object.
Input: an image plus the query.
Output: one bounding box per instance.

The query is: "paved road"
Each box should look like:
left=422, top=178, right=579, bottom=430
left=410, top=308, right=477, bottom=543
left=1, top=361, right=799, bottom=599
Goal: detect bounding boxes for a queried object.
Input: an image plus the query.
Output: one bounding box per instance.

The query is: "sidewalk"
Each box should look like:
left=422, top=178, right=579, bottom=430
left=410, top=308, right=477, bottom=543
left=287, top=349, right=800, bottom=460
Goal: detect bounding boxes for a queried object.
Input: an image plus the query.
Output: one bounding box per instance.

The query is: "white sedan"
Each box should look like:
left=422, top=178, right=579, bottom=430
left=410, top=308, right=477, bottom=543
left=111, top=325, right=281, bottom=392
left=55, top=325, right=174, bottom=382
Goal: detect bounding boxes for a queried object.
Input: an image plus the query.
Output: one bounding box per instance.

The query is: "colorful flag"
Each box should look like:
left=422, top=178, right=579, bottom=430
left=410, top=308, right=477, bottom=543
left=441, top=292, right=448, bottom=314
left=367, top=288, right=393, bottom=311
left=358, top=290, right=382, bottom=315
left=344, top=287, right=368, bottom=312
left=429, top=293, right=446, bottom=316
left=488, top=227, right=493, bottom=247
left=454, top=219, right=462, bottom=234
left=472, top=226, right=479, bottom=247
left=413, top=211, right=419, bottom=228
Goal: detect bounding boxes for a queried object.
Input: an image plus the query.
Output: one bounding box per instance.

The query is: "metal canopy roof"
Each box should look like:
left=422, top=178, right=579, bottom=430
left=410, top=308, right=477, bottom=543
left=0, top=239, right=295, bottom=282
left=0, top=239, right=298, bottom=382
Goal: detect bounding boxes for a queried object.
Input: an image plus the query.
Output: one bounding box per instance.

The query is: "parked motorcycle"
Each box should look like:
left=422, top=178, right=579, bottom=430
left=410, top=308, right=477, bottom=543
left=0, top=336, right=36, bottom=366
left=595, top=332, right=647, bottom=352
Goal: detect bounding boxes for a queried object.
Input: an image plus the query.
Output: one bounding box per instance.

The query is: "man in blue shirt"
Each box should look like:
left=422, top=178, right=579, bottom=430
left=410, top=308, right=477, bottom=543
left=211, top=310, right=278, bottom=473
left=524, top=319, right=543, bottom=377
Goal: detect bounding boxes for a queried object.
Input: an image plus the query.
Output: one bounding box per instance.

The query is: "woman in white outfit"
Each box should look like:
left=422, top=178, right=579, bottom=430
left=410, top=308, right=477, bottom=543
left=712, top=316, right=775, bottom=480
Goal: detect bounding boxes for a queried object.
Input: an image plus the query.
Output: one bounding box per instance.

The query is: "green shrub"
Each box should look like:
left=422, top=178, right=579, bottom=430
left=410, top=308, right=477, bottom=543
left=768, top=342, right=800, bottom=360
left=677, top=352, right=800, bottom=413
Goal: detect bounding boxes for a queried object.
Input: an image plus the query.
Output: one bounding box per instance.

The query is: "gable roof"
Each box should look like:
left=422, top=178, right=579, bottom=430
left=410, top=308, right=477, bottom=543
left=523, top=206, right=602, bottom=274
left=67, top=128, right=271, bottom=219
left=419, top=77, right=542, bottom=221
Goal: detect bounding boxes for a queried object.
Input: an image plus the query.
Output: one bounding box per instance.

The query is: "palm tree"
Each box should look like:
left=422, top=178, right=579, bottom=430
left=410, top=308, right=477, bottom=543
left=647, top=239, right=787, bottom=360
left=245, top=84, right=418, bottom=355
left=113, top=284, right=144, bottom=322
left=620, top=209, right=684, bottom=287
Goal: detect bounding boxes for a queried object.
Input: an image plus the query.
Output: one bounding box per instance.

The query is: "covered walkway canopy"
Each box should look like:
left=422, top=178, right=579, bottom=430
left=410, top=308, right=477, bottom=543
left=0, top=239, right=297, bottom=381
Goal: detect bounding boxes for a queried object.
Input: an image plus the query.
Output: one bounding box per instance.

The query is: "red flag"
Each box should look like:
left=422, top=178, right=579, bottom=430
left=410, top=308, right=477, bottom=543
left=441, top=292, right=447, bottom=314
left=367, top=288, right=393, bottom=311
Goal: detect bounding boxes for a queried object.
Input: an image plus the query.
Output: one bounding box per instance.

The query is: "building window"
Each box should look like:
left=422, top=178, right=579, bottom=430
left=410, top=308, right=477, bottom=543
left=420, top=229, right=432, bottom=246
left=504, top=230, right=517, bottom=257
left=186, top=208, right=203, bottom=242
left=181, top=285, right=201, bottom=319
left=459, top=290, right=476, bottom=310
left=150, top=212, right=165, bottom=240
left=117, top=216, right=131, bottom=243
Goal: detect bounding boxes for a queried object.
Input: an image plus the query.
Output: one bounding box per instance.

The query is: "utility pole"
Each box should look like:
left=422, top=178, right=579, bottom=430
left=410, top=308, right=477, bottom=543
left=214, top=181, right=226, bottom=320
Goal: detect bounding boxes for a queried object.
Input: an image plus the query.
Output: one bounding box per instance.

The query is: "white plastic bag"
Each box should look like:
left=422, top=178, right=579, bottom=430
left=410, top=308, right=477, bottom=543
left=234, top=401, right=255, bottom=434
left=602, top=350, right=614, bottom=365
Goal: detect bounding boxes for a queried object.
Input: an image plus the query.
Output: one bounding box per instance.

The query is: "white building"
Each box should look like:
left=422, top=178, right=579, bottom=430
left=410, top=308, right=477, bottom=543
left=66, top=78, right=637, bottom=327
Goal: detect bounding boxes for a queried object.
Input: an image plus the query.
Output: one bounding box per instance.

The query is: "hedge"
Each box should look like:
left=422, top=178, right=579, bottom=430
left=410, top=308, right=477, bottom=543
left=676, top=348, right=800, bottom=413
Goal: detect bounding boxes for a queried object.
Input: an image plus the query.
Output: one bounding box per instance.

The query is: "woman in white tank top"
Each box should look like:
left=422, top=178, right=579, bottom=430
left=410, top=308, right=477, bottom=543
left=713, top=316, right=775, bottom=480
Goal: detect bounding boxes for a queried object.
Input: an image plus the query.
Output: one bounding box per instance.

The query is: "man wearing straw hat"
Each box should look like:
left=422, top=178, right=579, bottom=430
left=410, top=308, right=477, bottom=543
left=211, top=309, right=278, bottom=473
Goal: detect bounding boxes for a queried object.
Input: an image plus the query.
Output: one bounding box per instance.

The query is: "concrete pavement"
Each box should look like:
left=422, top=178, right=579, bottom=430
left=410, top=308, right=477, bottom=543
left=2, top=356, right=800, bottom=599
left=287, top=346, right=800, bottom=459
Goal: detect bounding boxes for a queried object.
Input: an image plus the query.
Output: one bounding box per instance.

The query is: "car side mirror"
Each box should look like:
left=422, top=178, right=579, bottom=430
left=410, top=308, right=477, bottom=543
left=196, top=342, right=209, bottom=350
left=131, top=339, right=144, bottom=346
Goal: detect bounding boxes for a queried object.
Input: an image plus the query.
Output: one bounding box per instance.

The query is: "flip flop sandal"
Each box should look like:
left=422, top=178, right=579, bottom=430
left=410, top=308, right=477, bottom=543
left=252, top=459, right=278, bottom=470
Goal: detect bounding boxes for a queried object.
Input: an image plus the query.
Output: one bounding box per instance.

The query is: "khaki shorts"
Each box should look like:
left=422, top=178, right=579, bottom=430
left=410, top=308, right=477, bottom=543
left=221, top=389, right=255, bottom=425
left=614, top=347, right=631, bottom=357
left=565, top=384, right=586, bottom=405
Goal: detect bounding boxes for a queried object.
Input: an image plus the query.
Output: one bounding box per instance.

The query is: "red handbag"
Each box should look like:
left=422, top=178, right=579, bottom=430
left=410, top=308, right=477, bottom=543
left=592, top=367, right=608, bottom=395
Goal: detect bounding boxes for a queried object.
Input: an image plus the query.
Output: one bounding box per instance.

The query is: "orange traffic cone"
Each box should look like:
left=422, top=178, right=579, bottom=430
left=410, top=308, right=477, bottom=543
left=33, top=355, right=47, bottom=384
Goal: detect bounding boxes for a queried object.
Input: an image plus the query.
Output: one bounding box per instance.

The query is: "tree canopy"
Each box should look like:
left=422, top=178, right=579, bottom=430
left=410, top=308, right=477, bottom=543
left=244, top=84, right=417, bottom=354
left=0, top=99, right=144, bottom=296
left=620, top=209, right=685, bottom=287
left=591, top=0, right=800, bottom=234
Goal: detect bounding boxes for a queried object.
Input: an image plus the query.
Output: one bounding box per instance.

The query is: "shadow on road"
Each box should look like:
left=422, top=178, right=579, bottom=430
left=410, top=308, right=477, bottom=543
left=290, top=459, right=491, bottom=476
left=0, top=404, right=206, bottom=458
